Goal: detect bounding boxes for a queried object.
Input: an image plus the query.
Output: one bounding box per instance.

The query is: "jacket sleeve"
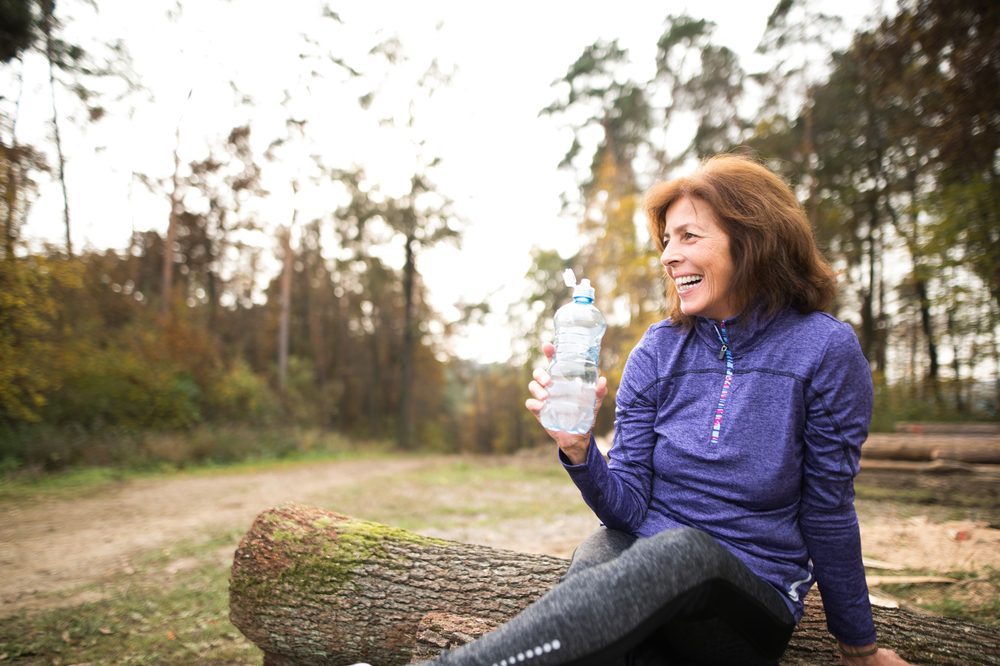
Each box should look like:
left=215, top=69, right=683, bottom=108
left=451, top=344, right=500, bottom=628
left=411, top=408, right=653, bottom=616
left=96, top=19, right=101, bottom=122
left=799, top=322, right=877, bottom=646
left=562, top=326, right=661, bottom=533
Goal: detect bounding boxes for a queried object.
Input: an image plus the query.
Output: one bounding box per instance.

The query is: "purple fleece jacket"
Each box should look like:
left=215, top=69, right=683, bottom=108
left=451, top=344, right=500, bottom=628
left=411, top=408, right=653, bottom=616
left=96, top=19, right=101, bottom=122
left=563, top=307, right=877, bottom=645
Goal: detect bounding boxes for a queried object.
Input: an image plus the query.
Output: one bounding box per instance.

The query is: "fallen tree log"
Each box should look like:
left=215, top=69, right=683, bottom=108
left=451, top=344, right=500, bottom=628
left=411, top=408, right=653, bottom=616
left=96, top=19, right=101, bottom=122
left=894, top=422, right=1000, bottom=436
left=862, top=434, right=1000, bottom=464
left=229, top=504, right=1000, bottom=666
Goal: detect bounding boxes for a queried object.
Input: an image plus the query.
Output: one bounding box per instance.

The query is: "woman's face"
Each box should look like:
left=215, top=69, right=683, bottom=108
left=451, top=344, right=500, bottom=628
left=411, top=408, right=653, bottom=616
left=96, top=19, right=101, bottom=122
left=660, top=196, right=739, bottom=322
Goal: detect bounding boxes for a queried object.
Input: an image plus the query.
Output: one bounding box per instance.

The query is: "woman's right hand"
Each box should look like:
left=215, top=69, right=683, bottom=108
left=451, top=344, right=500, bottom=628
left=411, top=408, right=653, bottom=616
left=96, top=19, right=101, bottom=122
left=836, top=641, right=911, bottom=666
left=524, top=342, right=607, bottom=465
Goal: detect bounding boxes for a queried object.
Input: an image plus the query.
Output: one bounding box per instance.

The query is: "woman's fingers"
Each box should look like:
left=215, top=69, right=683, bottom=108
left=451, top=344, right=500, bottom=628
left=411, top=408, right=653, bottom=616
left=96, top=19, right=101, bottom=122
left=532, top=366, right=551, bottom=387
left=524, top=397, right=544, bottom=417
left=527, top=367, right=550, bottom=420
left=528, top=379, right=548, bottom=401
left=593, top=376, right=608, bottom=414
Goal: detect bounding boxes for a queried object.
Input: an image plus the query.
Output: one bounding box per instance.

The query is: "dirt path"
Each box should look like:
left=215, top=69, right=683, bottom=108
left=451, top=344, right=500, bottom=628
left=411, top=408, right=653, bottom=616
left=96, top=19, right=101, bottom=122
left=2, top=457, right=998, bottom=618
left=0, top=457, right=433, bottom=615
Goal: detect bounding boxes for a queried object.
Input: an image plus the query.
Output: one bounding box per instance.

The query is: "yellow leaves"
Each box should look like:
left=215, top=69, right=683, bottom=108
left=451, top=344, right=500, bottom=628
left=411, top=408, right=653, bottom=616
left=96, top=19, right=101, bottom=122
left=0, top=258, right=60, bottom=423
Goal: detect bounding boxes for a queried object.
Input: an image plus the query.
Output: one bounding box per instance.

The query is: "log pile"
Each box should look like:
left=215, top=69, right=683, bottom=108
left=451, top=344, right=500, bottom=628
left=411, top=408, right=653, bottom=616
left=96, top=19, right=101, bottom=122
left=229, top=504, right=1000, bottom=666
left=862, top=433, right=1000, bottom=465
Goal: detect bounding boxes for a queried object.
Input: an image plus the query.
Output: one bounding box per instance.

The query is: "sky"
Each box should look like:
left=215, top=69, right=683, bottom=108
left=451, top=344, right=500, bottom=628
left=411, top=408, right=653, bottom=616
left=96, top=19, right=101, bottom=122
left=12, top=0, right=883, bottom=363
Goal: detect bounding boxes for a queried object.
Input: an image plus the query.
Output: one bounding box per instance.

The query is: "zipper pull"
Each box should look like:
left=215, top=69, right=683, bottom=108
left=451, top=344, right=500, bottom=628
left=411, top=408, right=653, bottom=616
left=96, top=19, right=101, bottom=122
left=718, top=343, right=728, bottom=360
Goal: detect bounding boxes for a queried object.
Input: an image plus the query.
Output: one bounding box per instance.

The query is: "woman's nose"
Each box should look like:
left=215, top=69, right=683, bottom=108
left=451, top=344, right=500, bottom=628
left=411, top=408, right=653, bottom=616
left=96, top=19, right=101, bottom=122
left=660, top=243, right=679, bottom=267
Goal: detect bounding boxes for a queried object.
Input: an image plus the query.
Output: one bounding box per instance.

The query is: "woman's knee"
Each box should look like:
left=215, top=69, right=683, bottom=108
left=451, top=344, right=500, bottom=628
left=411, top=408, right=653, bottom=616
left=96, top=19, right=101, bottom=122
left=565, top=527, right=635, bottom=579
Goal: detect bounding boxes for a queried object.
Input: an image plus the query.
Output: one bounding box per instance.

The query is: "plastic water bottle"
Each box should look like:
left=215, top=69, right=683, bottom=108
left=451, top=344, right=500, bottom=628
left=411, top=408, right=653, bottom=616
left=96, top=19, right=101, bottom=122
left=540, top=269, right=607, bottom=434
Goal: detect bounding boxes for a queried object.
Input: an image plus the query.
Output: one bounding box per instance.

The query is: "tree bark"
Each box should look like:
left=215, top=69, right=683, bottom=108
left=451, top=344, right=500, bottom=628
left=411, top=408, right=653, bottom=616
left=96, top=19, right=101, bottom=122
left=162, top=120, right=182, bottom=317
left=229, top=504, right=1000, bottom=666
left=41, top=0, right=71, bottom=257
left=277, top=222, right=294, bottom=392
left=398, top=222, right=416, bottom=450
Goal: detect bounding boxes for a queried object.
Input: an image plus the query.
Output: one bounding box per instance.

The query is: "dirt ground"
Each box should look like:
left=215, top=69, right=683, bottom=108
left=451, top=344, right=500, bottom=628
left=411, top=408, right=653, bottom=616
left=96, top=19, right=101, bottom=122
left=1, top=455, right=998, bottom=618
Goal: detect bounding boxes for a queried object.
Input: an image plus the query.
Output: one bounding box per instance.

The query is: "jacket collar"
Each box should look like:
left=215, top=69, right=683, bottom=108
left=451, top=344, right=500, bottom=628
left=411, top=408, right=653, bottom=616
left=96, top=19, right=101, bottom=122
left=692, top=303, right=782, bottom=359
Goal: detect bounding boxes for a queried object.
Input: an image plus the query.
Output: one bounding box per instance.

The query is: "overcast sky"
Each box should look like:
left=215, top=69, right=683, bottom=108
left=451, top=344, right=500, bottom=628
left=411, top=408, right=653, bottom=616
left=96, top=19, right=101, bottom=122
left=13, top=0, right=883, bottom=362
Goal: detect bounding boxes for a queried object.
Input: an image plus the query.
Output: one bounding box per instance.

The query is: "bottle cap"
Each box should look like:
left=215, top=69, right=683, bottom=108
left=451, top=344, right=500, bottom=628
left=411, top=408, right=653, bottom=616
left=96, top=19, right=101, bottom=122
left=562, top=268, right=595, bottom=301
left=573, top=278, right=595, bottom=301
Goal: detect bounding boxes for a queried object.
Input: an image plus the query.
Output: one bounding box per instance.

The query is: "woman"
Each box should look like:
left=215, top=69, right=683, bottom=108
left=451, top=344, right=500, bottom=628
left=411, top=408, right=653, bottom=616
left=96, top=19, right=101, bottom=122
left=425, top=154, right=909, bottom=665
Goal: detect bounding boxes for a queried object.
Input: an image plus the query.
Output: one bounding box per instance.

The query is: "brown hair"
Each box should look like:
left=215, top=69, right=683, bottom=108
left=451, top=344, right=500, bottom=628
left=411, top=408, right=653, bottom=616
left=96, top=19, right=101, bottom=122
left=644, top=153, right=836, bottom=327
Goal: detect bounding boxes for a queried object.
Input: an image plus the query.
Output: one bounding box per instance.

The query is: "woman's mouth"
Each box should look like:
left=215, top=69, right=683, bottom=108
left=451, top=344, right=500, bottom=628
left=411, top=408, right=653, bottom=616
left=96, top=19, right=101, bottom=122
left=675, top=275, right=703, bottom=294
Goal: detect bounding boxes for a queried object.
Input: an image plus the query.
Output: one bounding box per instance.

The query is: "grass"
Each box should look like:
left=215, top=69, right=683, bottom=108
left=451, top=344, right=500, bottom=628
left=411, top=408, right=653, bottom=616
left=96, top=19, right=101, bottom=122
left=0, top=530, right=256, bottom=664
left=0, top=436, right=396, bottom=504
left=0, top=453, right=581, bottom=665
left=872, top=568, right=1000, bottom=627
left=309, top=453, right=586, bottom=532
left=854, top=470, right=1000, bottom=526
left=0, top=466, right=134, bottom=503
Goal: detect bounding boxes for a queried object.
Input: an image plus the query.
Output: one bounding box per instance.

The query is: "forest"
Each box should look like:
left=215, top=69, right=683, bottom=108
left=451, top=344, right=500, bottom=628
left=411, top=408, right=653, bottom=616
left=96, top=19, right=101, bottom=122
left=1, top=0, right=997, bottom=472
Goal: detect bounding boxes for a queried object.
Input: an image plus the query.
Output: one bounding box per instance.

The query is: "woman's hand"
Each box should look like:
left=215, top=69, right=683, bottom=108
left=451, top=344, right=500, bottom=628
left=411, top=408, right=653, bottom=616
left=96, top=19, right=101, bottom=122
left=524, top=342, right=608, bottom=465
left=838, top=644, right=911, bottom=665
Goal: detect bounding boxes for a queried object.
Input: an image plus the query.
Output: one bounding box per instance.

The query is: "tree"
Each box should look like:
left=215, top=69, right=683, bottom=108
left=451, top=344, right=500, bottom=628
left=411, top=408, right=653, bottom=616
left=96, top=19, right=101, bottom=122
left=0, top=255, right=69, bottom=424
left=276, top=221, right=294, bottom=393
left=0, top=0, right=35, bottom=63
left=38, top=0, right=71, bottom=254
left=381, top=173, right=459, bottom=449
left=755, top=0, right=847, bottom=228
left=897, top=0, right=1000, bottom=309
left=749, top=0, right=1000, bottom=416
left=7, top=0, right=138, bottom=256
left=1, top=109, right=46, bottom=260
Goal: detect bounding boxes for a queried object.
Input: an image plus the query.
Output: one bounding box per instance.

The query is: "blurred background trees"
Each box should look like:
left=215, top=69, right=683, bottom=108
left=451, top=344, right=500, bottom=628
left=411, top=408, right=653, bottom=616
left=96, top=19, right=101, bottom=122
left=0, top=0, right=996, bottom=471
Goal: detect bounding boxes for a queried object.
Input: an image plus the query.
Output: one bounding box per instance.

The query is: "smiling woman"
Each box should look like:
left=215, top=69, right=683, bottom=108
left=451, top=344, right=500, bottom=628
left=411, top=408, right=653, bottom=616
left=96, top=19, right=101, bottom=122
left=421, top=153, right=916, bottom=666
left=657, top=196, right=738, bottom=322
left=644, top=153, right=838, bottom=329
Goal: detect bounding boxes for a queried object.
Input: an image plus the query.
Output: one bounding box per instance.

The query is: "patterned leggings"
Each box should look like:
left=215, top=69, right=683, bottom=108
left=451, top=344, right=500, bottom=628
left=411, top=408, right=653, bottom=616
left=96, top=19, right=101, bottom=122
left=421, top=527, right=795, bottom=666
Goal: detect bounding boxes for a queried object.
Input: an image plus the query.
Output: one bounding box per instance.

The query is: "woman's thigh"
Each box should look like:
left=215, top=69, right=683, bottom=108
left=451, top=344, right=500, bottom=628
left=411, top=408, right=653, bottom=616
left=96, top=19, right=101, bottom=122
left=425, top=527, right=793, bottom=665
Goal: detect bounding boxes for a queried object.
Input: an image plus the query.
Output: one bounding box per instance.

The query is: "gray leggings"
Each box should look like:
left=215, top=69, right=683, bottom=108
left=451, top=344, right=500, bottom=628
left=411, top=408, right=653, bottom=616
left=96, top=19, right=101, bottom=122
left=423, top=527, right=795, bottom=666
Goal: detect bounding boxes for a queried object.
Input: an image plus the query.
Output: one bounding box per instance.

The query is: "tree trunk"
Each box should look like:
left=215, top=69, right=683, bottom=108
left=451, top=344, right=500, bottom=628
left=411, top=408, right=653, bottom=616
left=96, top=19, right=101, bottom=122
left=3, top=61, right=25, bottom=260
left=162, top=121, right=182, bottom=317
left=41, top=0, right=71, bottom=256
left=305, top=238, right=329, bottom=428
left=229, top=504, right=1000, bottom=666
left=278, top=223, right=294, bottom=393
left=914, top=277, right=942, bottom=401
left=398, top=224, right=416, bottom=449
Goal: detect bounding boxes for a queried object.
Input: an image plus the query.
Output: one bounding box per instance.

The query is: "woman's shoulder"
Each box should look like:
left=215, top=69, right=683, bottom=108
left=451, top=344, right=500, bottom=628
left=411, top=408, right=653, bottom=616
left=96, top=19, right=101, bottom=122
left=777, top=309, right=858, bottom=341
left=773, top=310, right=865, bottom=368
left=639, top=317, right=689, bottom=345
left=625, top=318, right=687, bottom=362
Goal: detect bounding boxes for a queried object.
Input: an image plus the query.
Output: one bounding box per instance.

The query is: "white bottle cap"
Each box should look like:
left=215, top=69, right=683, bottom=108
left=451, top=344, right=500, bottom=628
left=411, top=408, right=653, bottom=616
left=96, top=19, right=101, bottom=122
left=563, top=268, right=595, bottom=300
left=573, top=278, right=595, bottom=301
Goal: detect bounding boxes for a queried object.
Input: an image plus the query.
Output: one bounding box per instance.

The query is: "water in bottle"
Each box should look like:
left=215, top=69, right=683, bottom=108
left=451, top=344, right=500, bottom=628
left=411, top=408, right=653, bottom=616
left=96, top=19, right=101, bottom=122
left=540, top=269, right=607, bottom=434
